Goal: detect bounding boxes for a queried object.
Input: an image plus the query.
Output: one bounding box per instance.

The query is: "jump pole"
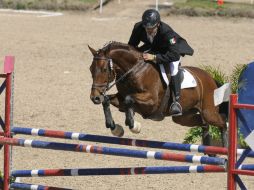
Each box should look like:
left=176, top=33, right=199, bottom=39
left=11, top=165, right=226, bottom=177
left=0, top=136, right=226, bottom=166
left=10, top=182, right=71, bottom=190
left=10, top=126, right=254, bottom=158
left=11, top=164, right=254, bottom=177
left=11, top=164, right=254, bottom=178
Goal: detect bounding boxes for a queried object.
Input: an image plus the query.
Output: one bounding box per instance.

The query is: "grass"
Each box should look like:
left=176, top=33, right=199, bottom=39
left=169, top=0, right=254, bottom=18
left=0, top=0, right=98, bottom=10
left=175, top=0, right=219, bottom=9
left=1, top=0, right=254, bottom=18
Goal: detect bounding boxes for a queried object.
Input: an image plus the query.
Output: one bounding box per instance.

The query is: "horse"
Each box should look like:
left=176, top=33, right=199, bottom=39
left=88, top=41, right=228, bottom=146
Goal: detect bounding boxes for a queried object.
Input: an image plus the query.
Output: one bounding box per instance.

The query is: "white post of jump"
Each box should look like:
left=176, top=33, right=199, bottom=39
left=251, top=0, right=253, bottom=5
left=155, top=0, right=159, bottom=11
left=100, top=0, right=103, bottom=14
left=118, top=0, right=121, bottom=4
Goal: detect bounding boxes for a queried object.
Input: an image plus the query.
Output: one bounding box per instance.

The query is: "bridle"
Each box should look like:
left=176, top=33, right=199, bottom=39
left=91, top=56, right=114, bottom=95
left=91, top=56, right=144, bottom=96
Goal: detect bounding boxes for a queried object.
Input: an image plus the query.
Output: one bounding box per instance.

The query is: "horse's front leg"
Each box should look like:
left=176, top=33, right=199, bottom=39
left=124, top=95, right=141, bottom=134
left=102, top=95, right=124, bottom=137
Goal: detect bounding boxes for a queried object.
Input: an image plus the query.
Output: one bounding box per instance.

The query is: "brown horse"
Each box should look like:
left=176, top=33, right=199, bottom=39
left=88, top=41, right=227, bottom=145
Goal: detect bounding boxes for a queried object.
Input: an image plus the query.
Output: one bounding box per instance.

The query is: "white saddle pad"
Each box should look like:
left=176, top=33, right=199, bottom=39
left=159, top=64, right=197, bottom=89
left=213, top=83, right=231, bottom=106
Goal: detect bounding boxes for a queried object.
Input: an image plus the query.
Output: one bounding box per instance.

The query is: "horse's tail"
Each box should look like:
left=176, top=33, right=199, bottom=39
left=215, top=80, right=229, bottom=119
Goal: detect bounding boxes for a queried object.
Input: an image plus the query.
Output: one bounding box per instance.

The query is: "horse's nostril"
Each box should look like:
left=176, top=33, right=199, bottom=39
left=94, top=96, right=100, bottom=102
left=92, top=96, right=101, bottom=104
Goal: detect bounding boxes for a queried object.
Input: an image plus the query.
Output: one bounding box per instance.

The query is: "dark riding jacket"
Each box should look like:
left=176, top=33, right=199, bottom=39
left=128, top=21, right=194, bottom=64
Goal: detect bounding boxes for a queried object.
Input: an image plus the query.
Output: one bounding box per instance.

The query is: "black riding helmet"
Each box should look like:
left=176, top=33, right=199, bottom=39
left=142, top=9, right=160, bottom=28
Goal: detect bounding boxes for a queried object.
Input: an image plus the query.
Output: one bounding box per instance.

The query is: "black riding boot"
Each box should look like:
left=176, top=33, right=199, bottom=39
left=170, top=72, right=182, bottom=116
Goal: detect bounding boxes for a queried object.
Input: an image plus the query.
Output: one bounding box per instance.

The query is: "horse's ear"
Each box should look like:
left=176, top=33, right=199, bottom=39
left=88, top=45, right=97, bottom=56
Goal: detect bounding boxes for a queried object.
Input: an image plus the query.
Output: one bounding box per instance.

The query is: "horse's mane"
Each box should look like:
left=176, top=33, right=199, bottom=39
left=101, top=41, right=141, bottom=57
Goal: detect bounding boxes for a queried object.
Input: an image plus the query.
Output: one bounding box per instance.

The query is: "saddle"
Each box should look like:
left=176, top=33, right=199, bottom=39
left=149, top=65, right=197, bottom=121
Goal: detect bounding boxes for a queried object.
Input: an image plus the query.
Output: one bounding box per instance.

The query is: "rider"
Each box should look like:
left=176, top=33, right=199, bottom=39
left=128, top=9, right=194, bottom=116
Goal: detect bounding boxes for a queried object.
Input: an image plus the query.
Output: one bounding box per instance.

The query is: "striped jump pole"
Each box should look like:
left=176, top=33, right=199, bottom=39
left=11, top=165, right=254, bottom=178
left=238, top=164, right=254, bottom=170
left=11, top=126, right=254, bottom=158
left=0, top=136, right=226, bottom=166
left=10, top=182, right=71, bottom=190
left=11, top=165, right=226, bottom=177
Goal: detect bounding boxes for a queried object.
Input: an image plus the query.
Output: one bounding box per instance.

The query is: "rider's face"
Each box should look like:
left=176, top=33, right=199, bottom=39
left=145, top=24, right=159, bottom=36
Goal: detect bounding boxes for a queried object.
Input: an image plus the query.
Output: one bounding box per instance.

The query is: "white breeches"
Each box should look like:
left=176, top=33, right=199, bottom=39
left=159, top=59, right=181, bottom=86
left=169, top=60, right=181, bottom=76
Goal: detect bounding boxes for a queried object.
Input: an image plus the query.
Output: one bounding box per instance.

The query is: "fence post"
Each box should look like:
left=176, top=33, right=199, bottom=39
left=227, top=94, right=238, bottom=190
left=3, top=56, right=14, bottom=190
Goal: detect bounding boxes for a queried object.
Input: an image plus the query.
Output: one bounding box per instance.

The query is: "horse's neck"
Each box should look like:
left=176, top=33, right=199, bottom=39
left=110, top=49, right=139, bottom=72
left=110, top=49, right=156, bottom=84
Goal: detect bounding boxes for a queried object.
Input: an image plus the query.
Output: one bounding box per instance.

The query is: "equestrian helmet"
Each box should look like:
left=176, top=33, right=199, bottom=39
left=142, top=9, right=160, bottom=28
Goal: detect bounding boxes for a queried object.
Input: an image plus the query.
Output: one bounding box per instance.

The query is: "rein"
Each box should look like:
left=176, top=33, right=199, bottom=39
left=106, top=60, right=144, bottom=92
left=92, top=56, right=144, bottom=96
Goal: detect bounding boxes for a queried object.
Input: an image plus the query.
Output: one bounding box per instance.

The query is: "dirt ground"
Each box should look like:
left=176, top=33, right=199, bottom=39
left=0, top=0, right=254, bottom=189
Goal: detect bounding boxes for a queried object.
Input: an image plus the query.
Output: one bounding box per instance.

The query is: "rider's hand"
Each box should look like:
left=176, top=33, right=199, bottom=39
left=143, top=53, right=156, bottom=62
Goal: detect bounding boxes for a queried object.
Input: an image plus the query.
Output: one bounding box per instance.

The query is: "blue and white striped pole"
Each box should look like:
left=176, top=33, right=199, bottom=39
left=11, top=126, right=254, bottom=158
left=10, top=182, right=71, bottom=190
left=11, top=165, right=226, bottom=177
left=0, top=136, right=226, bottom=166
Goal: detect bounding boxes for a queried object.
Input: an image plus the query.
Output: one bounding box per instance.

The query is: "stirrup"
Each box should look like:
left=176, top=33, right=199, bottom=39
left=170, top=101, right=182, bottom=116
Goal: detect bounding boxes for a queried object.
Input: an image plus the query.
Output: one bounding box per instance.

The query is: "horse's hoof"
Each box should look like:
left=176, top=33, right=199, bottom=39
left=111, top=124, right=124, bottom=137
left=130, top=121, right=141, bottom=134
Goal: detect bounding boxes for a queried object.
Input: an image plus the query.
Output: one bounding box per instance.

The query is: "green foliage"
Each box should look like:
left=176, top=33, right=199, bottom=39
left=0, top=0, right=97, bottom=10
left=183, top=127, right=203, bottom=144
left=16, top=1, right=26, bottom=9
left=0, top=171, right=3, bottom=187
left=239, top=131, right=249, bottom=148
left=176, top=0, right=218, bottom=9
left=183, top=125, right=222, bottom=144
left=200, top=64, right=229, bottom=85
left=208, top=125, right=222, bottom=140
left=184, top=64, right=248, bottom=147
left=230, top=64, right=247, bottom=93
left=0, top=171, right=16, bottom=186
left=79, top=0, right=97, bottom=2
left=172, top=0, right=254, bottom=18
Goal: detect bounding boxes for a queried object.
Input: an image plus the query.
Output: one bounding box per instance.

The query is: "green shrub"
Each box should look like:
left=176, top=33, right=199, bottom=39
left=184, top=64, right=248, bottom=148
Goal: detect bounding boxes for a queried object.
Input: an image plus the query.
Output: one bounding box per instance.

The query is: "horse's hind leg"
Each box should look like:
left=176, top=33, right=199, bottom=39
left=172, top=109, right=225, bottom=149
left=172, top=109, right=206, bottom=127
left=202, top=108, right=228, bottom=147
